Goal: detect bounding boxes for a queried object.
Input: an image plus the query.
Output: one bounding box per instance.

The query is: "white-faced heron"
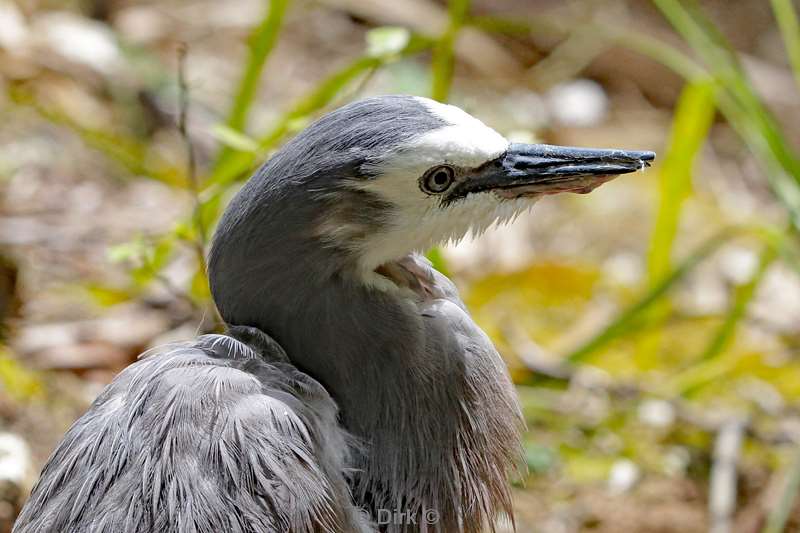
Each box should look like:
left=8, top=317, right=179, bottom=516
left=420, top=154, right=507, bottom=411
left=14, top=95, right=654, bottom=533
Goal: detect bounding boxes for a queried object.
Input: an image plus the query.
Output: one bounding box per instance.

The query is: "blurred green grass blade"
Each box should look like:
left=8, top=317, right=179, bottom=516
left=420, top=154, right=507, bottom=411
left=565, top=230, right=734, bottom=364
left=696, top=244, right=778, bottom=364
left=763, top=447, right=800, bottom=533
left=431, top=0, right=471, bottom=101
left=214, top=0, right=291, bottom=171
left=471, top=14, right=707, bottom=81
left=206, top=36, right=433, bottom=192
left=653, top=0, right=800, bottom=231
left=647, top=80, right=716, bottom=282
left=206, top=55, right=384, bottom=190
left=225, top=0, right=290, bottom=134
left=771, top=0, right=800, bottom=93
left=615, top=30, right=707, bottom=80
left=664, top=233, right=783, bottom=396
left=637, top=79, right=715, bottom=365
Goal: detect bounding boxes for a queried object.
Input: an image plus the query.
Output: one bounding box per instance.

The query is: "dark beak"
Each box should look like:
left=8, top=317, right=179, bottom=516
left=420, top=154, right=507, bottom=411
left=457, top=143, right=655, bottom=200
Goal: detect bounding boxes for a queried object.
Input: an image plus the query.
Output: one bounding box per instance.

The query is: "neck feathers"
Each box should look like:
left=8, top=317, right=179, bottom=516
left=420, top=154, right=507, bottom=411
left=210, top=181, right=522, bottom=531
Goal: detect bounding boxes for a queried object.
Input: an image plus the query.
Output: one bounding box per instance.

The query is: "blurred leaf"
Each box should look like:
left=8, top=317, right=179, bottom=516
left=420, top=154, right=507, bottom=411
left=0, top=350, right=42, bottom=401
left=211, top=124, right=260, bottom=153
left=562, top=452, right=614, bottom=483
left=524, top=443, right=558, bottom=474
left=189, top=267, right=211, bottom=303
left=109, top=235, right=176, bottom=287
left=367, top=26, right=411, bottom=58
left=107, top=240, right=146, bottom=264
left=84, top=284, right=138, bottom=307
left=467, top=262, right=599, bottom=357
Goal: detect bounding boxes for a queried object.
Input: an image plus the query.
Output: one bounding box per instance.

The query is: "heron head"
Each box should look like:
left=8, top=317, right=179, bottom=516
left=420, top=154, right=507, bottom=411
left=212, top=95, right=654, bottom=295
left=291, top=95, right=654, bottom=281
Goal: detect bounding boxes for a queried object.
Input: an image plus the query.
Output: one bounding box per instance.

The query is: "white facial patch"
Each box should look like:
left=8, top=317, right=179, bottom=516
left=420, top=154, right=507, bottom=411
left=352, top=98, right=535, bottom=279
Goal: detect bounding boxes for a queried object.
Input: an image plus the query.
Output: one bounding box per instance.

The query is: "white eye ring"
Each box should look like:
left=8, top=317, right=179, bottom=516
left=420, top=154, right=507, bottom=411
left=420, top=165, right=455, bottom=194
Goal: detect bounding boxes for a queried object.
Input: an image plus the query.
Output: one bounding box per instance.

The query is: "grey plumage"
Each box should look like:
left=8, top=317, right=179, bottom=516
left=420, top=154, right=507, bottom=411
left=16, top=327, right=369, bottom=532
left=207, top=95, right=521, bottom=531
left=15, top=94, right=654, bottom=533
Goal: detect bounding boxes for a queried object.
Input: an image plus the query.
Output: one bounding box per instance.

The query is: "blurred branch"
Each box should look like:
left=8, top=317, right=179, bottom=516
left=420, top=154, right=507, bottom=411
left=468, top=14, right=706, bottom=80
left=177, top=46, right=202, bottom=242
left=502, top=323, right=573, bottom=381
left=709, top=417, right=746, bottom=533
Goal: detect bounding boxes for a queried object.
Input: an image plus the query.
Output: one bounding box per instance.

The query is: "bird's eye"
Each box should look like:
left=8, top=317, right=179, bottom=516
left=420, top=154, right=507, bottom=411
left=421, top=165, right=455, bottom=194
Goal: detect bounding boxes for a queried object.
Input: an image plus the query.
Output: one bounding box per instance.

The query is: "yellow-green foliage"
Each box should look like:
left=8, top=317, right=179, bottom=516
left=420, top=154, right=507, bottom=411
left=0, top=348, right=42, bottom=401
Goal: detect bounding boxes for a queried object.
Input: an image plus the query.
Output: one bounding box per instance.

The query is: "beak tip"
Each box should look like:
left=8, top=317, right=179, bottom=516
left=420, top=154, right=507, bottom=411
left=641, top=151, right=656, bottom=162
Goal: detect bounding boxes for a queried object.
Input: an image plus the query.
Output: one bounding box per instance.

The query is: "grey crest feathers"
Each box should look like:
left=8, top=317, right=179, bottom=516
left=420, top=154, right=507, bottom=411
left=274, top=95, right=447, bottom=181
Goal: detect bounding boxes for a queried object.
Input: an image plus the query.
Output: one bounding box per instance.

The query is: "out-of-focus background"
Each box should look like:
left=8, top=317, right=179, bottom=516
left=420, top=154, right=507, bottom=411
left=0, top=0, right=799, bottom=531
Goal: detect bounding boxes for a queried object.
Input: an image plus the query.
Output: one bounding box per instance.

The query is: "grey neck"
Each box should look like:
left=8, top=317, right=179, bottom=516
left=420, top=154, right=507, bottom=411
left=208, top=177, right=520, bottom=532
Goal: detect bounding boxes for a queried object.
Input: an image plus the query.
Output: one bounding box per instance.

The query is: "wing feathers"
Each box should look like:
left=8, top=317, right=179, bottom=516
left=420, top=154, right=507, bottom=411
left=14, top=331, right=368, bottom=533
